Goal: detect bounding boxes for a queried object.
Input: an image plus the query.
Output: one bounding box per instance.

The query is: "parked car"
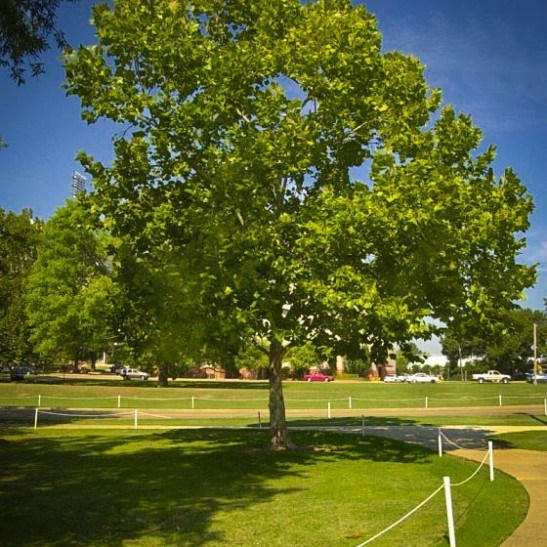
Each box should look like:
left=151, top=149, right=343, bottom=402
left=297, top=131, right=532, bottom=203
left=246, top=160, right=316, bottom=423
left=472, top=370, right=511, bottom=384
left=120, top=368, right=150, bottom=380
left=407, top=372, right=439, bottom=383
left=111, top=364, right=127, bottom=375
left=526, top=373, right=547, bottom=384
left=303, top=372, right=334, bottom=382
left=383, top=374, right=399, bottom=383
left=383, top=373, right=409, bottom=383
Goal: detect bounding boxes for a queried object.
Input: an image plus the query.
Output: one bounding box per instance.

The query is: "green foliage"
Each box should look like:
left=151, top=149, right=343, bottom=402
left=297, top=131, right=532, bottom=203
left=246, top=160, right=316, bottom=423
left=285, top=342, right=322, bottom=371
left=64, top=0, right=536, bottom=445
left=235, top=342, right=269, bottom=372
left=0, top=0, right=77, bottom=84
left=24, top=197, right=117, bottom=366
left=441, top=307, right=547, bottom=375
left=0, top=208, right=42, bottom=365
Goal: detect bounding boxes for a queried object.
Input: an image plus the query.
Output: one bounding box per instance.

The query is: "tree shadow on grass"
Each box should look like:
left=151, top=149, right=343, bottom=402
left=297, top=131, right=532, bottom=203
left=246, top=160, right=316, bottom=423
left=0, top=428, right=436, bottom=546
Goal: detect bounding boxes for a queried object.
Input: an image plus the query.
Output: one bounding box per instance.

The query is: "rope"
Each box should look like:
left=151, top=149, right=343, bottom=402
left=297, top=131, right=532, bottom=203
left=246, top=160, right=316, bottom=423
left=138, top=412, right=173, bottom=419
left=40, top=395, right=116, bottom=400
left=451, top=451, right=490, bottom=487
left=354, top=484, right=445, bottom=547
left=37, top=410, right=134, bottom=418
left=125, top=396, right=192, bottom=401
left=439, top=430, right=485, bottom=451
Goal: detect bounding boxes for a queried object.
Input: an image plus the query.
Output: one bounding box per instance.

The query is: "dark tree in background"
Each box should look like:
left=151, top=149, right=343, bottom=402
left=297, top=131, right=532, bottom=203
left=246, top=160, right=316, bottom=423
left=0, top=0, right=79, bottom=84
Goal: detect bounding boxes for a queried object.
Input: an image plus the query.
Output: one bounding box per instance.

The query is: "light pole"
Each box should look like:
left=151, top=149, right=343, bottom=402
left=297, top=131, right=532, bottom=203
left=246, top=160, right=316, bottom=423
left=534, top=323, right=538, bottom=385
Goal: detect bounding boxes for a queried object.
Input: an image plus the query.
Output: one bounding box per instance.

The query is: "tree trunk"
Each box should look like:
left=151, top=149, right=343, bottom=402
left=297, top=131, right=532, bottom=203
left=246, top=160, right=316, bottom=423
left=268, top=339, right=290, bottom=449
left=90, top=351, right=97, bottom=372
left=157, top=363, right=169, bottom=387
left=223, top=353, right=240, bottom=379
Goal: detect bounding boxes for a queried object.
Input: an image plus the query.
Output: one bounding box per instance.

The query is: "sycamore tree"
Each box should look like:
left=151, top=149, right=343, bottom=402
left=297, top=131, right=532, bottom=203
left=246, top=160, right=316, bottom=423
left=65, top=0, right=535, bottom=448
left=25, top=197, right=117, bottom=370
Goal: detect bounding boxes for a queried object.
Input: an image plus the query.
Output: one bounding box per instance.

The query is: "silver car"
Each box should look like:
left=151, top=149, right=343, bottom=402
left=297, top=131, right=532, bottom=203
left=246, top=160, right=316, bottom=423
left=120, top=368, right=150, bottom=380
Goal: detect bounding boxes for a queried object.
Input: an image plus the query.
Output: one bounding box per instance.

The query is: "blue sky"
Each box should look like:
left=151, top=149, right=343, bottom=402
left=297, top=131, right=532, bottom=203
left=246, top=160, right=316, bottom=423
left=1, top=0, right=545, bottom=323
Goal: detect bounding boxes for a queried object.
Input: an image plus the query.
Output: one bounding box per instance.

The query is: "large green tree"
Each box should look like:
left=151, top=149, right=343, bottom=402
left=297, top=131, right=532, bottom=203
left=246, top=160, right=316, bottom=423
left=65, top=0, right=535, bottom=448
left=25, top=198, right=117, bottom=370
left=0, top=208, right=43, bottom=366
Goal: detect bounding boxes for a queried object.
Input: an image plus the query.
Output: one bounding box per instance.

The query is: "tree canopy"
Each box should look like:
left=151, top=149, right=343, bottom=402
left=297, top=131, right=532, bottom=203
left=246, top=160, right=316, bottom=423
left=25, top=197, right=117, bottom=369
left=0, top=208, right=42, bottom=366
left=442, top=307, right=547, bottom=376
left=65, top=0, right=536, bottom=448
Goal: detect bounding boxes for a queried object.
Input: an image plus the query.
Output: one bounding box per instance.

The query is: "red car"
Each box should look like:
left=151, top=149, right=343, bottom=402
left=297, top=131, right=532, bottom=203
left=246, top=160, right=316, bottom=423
left=303, top=372, right=334, bottom=382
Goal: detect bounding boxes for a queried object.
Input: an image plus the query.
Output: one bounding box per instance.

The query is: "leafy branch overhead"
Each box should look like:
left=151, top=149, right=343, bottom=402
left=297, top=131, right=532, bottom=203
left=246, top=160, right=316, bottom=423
left=0, top=0, right=81, bottom=84
left=64, top=0, right=536, bottom=447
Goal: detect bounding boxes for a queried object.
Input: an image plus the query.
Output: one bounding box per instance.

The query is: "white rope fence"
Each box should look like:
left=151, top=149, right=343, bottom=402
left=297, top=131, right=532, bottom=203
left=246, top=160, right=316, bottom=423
left=2, top=393, right=547, bottom=413
left=31, top=408, right=176, bottom=430
left=354, top=483, right=445, bottom=547
left=355, top=429, right=495, bottom=546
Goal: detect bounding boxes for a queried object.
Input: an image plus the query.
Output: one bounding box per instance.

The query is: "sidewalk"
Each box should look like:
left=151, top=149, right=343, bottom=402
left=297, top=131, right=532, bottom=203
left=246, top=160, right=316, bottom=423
left=452, top=446, right=547, bottom=546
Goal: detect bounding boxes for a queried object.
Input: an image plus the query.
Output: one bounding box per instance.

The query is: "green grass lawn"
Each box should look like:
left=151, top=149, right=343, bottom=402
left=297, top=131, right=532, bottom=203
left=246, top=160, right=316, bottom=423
left=489, top=430, right=547, bottom=452
left=2, top=378, right=547, bottom=410
left=0, top=428, right=528, bottom=546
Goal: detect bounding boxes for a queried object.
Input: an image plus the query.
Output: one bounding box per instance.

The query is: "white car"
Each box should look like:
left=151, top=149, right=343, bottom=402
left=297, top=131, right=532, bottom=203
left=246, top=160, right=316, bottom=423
left=383, top=375, right=399, bottom=383
left=383, top=373, right=410, bottom=383
left=407, top=372, right=439, bottom=383
left=120, top=368, right=150, bottom=380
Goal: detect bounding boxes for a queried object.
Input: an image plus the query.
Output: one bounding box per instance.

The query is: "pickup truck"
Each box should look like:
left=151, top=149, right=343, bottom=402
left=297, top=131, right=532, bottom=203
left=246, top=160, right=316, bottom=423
left=472, top=370, right=511, bottom=384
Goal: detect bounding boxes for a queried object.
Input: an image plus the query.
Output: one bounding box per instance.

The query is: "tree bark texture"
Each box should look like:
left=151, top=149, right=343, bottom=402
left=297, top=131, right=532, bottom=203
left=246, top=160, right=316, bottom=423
left=157, top=363, right=169, bottom=387
left=268, top=339, right=290, bottom=449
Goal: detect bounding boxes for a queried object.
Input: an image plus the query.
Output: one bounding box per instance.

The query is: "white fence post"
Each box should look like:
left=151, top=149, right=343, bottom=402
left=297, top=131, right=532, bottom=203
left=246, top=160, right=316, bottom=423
left=425, top=396, right=428, bottom=409
left=38, top=394, right=41, bottom=408
left=443, top=477, right=457, bottom=547
left=328, top=402, right=331, bottom=419
left=489, top=441, right=495, bottom=481
left=34, top=408, right=39, bottom=430
left=134, top=409, right=138, bottom=430
left=499, top=394, right=502, bottom=407
left=349, top=396, right=352, bottom=409
left=118, top=395, right=121, bottom=408
left=438, top=430, right=443, bottom=457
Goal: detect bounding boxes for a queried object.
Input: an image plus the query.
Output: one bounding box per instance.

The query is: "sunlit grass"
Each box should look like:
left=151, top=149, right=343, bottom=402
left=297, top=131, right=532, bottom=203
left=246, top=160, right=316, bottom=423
left=489, top=430, right=547, bottom=452
left=2, top=378, right=547, bottom=410
left=0, top=429, right=527, bottom=546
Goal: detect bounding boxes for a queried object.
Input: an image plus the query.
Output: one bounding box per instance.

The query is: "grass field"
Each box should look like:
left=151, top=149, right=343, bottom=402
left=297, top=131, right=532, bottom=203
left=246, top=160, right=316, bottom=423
left=489, top=430, right=547, bottom=452
left=2, top=377, right=547, bottom=410
left=2, top=378, right=547, bottom=430
left=0, top=428, right=528, bottom=546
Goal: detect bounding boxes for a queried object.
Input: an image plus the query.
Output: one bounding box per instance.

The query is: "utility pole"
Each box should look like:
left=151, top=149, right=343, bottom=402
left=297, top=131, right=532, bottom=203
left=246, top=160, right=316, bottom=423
left=534, top=322, right=538, bottom=385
